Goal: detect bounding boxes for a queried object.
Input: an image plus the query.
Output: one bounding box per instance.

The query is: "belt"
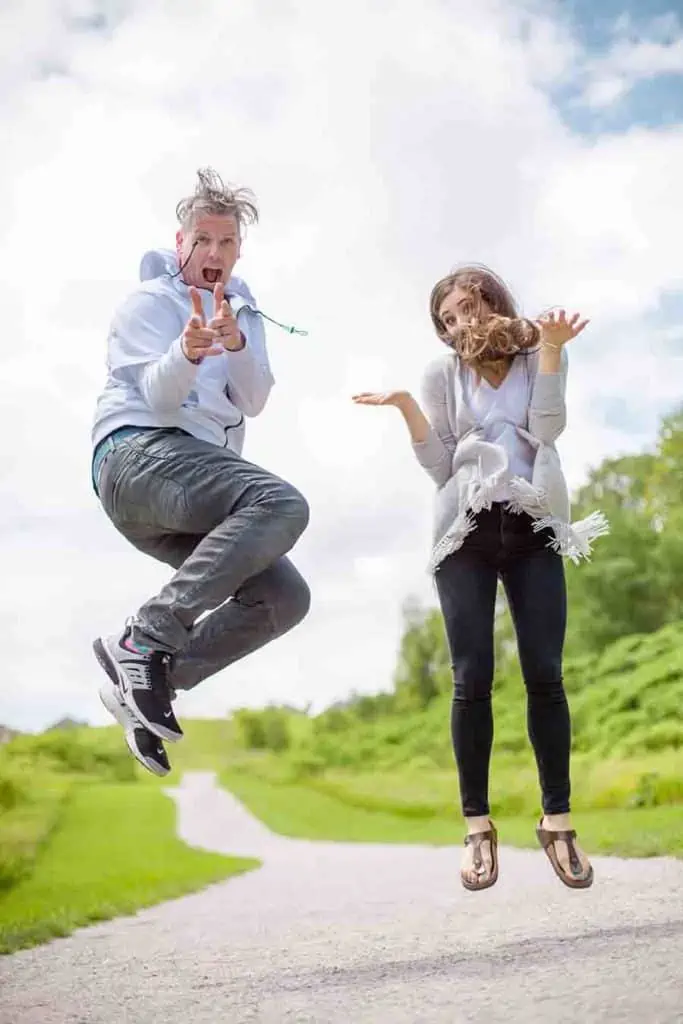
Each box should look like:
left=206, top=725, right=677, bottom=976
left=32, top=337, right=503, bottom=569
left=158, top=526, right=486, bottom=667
left=91, top=426, right=152, bottom=494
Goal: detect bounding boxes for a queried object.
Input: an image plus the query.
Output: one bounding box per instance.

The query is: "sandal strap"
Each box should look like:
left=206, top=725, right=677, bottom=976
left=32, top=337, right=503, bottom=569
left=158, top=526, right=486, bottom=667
left=464, top=823, right=497, bottom=872
left=464, top=830, right=496, bottom=846
left=537, top=827, right=577, bottom=846
left=464, top=827, right=497, bottom=872
left=538, top=826, right=583, bottom=877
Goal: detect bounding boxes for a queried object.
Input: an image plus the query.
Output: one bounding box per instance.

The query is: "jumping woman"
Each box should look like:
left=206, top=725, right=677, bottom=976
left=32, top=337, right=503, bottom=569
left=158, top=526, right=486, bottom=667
left=353, top=265, right=607, bottom=891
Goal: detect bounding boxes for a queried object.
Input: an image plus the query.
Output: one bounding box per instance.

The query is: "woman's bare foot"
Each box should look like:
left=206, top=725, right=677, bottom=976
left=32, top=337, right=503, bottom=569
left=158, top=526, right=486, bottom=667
left=461, top=816, right=498, bottom=889
left=538, top=814, right=593, bottom=887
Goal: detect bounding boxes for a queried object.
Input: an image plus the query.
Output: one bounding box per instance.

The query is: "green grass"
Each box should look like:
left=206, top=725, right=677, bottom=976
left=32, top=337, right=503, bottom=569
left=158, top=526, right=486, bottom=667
left=220, top=764, right=683, bottom=858
left=0, top=780, right=258, bottom=955
left=0, top=726, right=138, bottom=893
left=0, top=773, right=70, bottom=891
left=299, top=750, right=683, bottom=818
left=500, top=806, right=683, bottom=858
left=221, top=766, right=461, bottom=844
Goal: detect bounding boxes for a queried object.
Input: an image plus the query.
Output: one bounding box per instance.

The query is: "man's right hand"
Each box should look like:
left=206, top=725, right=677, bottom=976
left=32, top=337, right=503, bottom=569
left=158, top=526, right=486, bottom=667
left=181, top=287, right=223, bottom=362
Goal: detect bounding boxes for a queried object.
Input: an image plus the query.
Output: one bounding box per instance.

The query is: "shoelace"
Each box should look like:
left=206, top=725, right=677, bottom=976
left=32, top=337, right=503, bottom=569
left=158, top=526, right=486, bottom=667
left=160, top=653, right=177, bottom=702
left=148, top=653, right=175, bottom=709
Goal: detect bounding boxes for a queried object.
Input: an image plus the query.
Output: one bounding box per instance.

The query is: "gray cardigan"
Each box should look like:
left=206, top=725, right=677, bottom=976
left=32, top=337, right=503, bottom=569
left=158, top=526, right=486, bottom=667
left=412, top=348, right=608, bottom=571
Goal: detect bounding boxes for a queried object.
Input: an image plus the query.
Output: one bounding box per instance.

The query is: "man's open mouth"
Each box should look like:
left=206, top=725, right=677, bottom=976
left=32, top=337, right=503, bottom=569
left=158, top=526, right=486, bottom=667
left=202, top=268, right=222, bottom=284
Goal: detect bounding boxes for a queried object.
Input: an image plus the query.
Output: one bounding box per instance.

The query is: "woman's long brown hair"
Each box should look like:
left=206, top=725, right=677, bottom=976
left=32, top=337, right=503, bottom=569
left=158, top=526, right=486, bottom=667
left=429, top=265, right=540, bottom=366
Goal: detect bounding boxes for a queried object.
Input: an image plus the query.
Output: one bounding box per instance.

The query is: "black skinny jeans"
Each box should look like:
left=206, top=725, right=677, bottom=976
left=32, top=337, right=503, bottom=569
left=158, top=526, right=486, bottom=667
left=434, top=504, right=570, bottom=817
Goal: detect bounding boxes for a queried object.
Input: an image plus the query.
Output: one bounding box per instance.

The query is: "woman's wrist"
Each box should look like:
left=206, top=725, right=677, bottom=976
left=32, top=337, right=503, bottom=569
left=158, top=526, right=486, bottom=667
left=538, top=342, right=563, bottom=373
left=394, top=391, right=416, bottom=412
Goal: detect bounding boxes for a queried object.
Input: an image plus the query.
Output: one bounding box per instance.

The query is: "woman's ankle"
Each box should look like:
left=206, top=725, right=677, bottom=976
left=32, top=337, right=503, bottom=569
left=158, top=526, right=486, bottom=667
left=465, top=814, right=491, bottom=834
left=543, top=812, right=572, bottom=830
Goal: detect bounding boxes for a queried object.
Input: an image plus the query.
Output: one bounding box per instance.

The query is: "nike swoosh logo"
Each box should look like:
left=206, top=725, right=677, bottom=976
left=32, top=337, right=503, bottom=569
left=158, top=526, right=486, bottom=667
left=163, top=712, right=173, bottom=718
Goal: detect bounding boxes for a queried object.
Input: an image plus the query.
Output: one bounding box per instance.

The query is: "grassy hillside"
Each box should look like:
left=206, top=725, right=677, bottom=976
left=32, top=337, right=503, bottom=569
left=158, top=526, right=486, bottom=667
left=231, top=620, right=683, bottom=779
left=217, top=619, right=683, bottom=852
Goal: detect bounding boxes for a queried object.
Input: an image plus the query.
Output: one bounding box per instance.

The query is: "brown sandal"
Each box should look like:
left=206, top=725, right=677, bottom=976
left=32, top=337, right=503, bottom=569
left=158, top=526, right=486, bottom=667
left=536, top=820, right=594, bottom=889
left=461, top=821, right=499, bottom=891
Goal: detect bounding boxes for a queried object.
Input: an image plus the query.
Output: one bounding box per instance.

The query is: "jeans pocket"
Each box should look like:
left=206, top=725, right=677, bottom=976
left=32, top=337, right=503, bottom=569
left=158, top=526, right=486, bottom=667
left=101, top=447, right=188, bottom=530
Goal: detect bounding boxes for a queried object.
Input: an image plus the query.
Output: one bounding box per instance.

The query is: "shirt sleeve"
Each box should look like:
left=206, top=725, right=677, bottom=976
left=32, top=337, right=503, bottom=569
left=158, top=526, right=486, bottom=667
left=411, top=357, right=457, bottom=487
left=107, top=291, right=198, bottom=414
left=223, top=304, right=275, bottom=417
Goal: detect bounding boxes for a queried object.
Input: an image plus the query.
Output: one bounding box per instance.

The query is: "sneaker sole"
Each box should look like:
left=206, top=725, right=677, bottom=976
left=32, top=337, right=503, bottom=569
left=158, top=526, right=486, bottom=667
left=93, top=637, right=183, bottom=744
left=98, top=683, right=171, bottom=778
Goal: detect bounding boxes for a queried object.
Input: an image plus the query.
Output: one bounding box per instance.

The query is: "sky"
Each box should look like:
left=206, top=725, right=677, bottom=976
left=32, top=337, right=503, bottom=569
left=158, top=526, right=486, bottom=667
left=1, top=0, right=682, bottom=732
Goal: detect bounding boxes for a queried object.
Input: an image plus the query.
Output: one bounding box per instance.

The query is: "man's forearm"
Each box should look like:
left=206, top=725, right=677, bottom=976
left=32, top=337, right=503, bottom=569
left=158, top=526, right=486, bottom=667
left=139, top=336, right=199, bottom=413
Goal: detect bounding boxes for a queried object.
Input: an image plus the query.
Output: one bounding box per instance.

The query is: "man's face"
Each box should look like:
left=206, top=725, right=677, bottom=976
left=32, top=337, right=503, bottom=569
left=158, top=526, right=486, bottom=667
left=176, top=213, right=241, bottom=290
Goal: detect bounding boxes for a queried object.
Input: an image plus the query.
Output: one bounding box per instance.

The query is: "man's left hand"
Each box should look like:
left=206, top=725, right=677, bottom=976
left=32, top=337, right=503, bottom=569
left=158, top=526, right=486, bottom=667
left=208, top=283, right=245, bottom=351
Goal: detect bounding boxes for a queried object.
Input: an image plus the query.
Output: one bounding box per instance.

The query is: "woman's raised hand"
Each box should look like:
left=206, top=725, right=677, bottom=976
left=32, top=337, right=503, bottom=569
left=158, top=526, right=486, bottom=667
left=537, top=310, right=589, bottom=349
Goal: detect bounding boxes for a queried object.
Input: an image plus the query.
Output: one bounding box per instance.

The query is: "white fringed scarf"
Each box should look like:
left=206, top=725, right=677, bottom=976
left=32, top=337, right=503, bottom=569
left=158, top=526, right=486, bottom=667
left=425, top=356, right=609, bottom=573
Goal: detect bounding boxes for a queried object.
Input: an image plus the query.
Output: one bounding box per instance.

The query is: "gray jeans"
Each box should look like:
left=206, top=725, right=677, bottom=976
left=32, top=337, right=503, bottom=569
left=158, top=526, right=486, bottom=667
left=96, top=428, right=310, bottom=691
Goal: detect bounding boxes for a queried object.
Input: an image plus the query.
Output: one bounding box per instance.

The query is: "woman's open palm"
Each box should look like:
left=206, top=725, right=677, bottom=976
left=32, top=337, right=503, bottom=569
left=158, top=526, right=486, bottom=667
left=352, top=391, right=409, bottom=408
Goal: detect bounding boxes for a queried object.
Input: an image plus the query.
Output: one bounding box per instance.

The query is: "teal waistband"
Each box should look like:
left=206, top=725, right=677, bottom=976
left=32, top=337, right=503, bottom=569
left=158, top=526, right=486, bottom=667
left=91, top=426, right=150, bottom=494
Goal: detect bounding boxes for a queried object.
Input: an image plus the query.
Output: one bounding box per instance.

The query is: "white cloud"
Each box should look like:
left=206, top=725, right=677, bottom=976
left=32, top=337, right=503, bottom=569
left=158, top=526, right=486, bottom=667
left=1, top=0, right=682, bottom=733
left=578, top=14, right=683, bottom=110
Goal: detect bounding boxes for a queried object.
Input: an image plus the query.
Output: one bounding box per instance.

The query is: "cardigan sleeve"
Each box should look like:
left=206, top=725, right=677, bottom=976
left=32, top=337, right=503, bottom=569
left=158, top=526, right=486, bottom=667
left=411, top=356, right=457, bottom=487
left=528, top=347, right=569, bottom=444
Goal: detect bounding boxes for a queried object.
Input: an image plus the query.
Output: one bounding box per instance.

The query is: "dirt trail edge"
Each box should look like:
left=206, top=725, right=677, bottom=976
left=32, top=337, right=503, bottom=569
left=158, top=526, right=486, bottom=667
left=1, top=771, right=682, bottom=1024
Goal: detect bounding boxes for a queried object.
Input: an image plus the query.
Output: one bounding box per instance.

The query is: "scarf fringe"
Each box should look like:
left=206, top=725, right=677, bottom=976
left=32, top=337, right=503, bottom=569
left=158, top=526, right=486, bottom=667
left=429, top=473, right=609, bottom=572
left=506, top=477, right=610, bottom=562
left=428, top=509, right=477, bottom=573
left=429, top=463, right=509, bottom=573
left=469, top=480, right=496, bottom=515
left=506, top=477, right=548, bottom=516
left=532, top=511, right=610, bottom=564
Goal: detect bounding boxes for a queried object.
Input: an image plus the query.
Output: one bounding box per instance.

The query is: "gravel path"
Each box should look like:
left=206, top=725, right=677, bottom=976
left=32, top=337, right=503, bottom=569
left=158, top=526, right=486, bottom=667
left=1, top=772, right=682, bottom=1023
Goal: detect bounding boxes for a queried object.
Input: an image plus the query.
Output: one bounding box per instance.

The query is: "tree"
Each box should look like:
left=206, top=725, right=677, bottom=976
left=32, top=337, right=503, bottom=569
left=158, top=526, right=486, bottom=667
left=563, top=407, right=683, bottom=653
left=393, top=599, right=450, bottom=710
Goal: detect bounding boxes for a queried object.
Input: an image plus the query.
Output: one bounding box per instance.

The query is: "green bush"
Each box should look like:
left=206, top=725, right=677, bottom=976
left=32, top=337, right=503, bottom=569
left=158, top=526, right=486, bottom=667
left=2, top=728, right=136, bottom=783
left=233, top=707, right=290, bottom=753
left=0, top=764, right=29, bottom=813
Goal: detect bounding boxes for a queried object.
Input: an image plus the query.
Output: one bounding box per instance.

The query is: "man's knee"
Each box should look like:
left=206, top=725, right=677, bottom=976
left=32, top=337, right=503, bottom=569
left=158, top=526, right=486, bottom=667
left=278, top=571, right=311, bottom=631
left=267, top=559, right=310, bottom=633
left=265, top=482, right=310, bottom=547
left=280, top=484, right=310, bottom=531
left=238, top=558, right=311, bottom=633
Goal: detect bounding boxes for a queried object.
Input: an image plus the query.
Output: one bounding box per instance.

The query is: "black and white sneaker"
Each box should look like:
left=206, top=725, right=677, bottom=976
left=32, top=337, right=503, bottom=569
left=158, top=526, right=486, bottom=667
left=99, top=675, right=171, bottom=777
left=93, top=623, right=183, bottom=743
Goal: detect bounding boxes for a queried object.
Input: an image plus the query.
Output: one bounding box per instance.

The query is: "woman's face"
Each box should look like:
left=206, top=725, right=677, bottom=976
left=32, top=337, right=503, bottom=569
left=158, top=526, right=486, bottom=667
left=438, top=284, right=491, bottom=341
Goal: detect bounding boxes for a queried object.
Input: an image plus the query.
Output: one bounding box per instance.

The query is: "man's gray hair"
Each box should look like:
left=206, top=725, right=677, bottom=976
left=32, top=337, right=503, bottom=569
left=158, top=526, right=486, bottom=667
left=175, top=167, right=259, bottom=234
